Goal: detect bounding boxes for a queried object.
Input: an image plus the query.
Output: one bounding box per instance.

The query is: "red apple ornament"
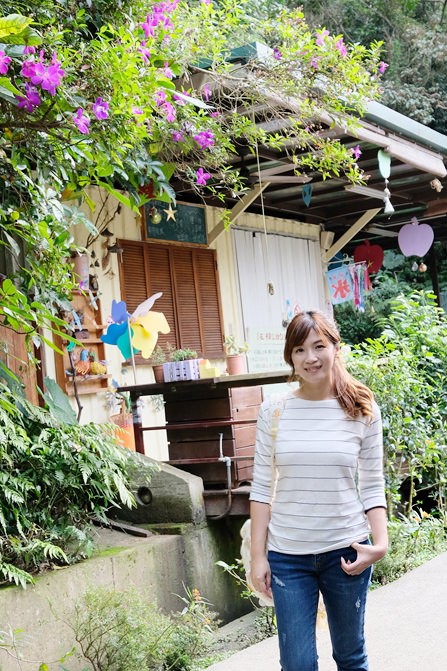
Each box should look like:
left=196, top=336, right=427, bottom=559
left=398, top=217, right=434, bottom=257
left=353, top=240, right=384, bottom=274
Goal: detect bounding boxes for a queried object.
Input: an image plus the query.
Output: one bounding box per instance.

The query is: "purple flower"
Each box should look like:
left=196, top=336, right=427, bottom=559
left=73, top=108, right=90, bottom=134
left=172, top=130, right=184, bottom=142
left=93, top=97, right=109, bottom=120
left=202, top=83, right=211, bottom=101
left=336, top=38, right=347, bottom=57
left=201, top=0, right=212, bottom=5
left=21, top=59, right=37, bottom=79
left=155, top=90, right=167, bottom=107
left=173, top=92, right=189, bottom=105
left=0, top=50, right=11, bottom=75
left=210, top=110, right=220, bottom=117
left=163, top=61, right=173, bottom=79
left=193, top=130, right=215, bottom=149
left=310, top=57, right=320, bottom=69
left=273, top=46, right=282, bottom=60
left=162, top=102, right=176, bottom=121
left=196, top=167, right=211, bottom=185
left=141, top=14, right=159, bottom=38
left=139, top=47, right=151, bottom=63
left=378, top=61, right=389, bottom=74
left=315, top=29, right=330, bottom=46
left=23, top=46, right=36, bottom=55
left=132, top=106, right=143, bottom=115
left=351, top=145, right=362, bottom=160
left=25, top=57, right=65, bottom=95
left=16, top=84, right=41, bottom=112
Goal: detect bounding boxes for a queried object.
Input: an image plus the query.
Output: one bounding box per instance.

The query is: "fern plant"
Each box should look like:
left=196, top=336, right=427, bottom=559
left=0, top=379, right=135, bottom=587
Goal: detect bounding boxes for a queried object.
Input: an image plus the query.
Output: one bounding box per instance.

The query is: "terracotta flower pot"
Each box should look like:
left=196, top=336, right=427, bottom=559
left=226, top=353, right=246, bottom=376
left=153, top=364, right=165, bottom=383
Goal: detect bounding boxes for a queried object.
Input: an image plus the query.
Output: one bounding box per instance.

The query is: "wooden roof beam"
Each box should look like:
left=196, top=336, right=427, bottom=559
left=208, top=182, right=271, bottom=244
left=322, top=208, right=381, bottom=262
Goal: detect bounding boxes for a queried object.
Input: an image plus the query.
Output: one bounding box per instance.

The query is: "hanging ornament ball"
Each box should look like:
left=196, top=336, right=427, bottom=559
left=398, top=217, right=434, bottom=257
left=149, top=206, right=162, bottom=225
left=411, top=261, right=419, bottom=272
left=353, top=240, right=384, bottom=274
left=418, top=262, right=427, bottom=273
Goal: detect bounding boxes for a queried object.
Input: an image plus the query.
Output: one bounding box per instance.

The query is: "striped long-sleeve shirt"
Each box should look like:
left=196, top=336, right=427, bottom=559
left=249, top=393, right=386, bottom=555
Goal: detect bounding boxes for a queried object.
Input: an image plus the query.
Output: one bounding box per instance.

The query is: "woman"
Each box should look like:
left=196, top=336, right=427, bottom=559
left=250, top=310, right=388, bottom=671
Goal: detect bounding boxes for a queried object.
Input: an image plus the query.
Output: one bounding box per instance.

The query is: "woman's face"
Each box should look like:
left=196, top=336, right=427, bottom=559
left=290, top=328, right=338, bottom=386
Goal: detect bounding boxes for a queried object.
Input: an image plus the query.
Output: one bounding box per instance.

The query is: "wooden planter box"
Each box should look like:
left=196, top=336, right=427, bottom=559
left=162, top=359, right=200, bottom=382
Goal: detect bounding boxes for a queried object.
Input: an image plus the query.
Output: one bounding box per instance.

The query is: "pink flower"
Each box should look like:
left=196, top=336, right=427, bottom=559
left=172, top=130, right=184, bottom=142
left=201, top=0, right=212, bottom=5
left=336, top=38, right=347, bottom=57
left=16, top=84, right=41, bottom=112
left=162, top=102, right=176, bottom=121
left=73, top=108, right=90, bottom=134
left=23, top=46, right=36, bottom=55
left=139, top=47, right=151, bottom=63
left=92, top=97, right=109, bottom=120
left=196, top=167, right=211, bottom=185
left=315, top=29, right=330, bottom=46
left=210, top=110, right=220, bottom=118
left=132, top=106, right=143, bottom=115
left=310, top=57, right=320, bottom=69
left=273, top=46, right=282, bottom=60
left=378, top=61, right=389, bottom=74
left=193, top=130, right=215, bottom=149
left=351, top=145, right=362, bottom=160
left=0, top=50, right=11, bottom=75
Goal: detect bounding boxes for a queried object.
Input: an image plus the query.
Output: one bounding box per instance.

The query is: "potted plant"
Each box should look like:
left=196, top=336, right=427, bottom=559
left=224, top=335, right=249, bottom=375
left=151, top=345, right=168, bottom=383
left=163, top=346, right=199, bottom=382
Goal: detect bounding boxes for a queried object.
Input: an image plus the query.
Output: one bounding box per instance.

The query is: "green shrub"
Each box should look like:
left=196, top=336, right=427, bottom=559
left=73, top=586, right=219, bottom=671
left=373, top=511, right=447, bottom=586
left=346, top=290, right=447, bottom=515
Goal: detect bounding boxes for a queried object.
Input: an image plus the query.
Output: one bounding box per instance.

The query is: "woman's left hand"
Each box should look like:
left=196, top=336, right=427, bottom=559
left=341, top=542, right=387, bottom=576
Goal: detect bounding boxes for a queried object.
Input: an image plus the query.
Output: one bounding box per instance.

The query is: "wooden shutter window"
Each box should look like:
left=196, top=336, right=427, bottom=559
left=118, top=240, right=224, bottom=359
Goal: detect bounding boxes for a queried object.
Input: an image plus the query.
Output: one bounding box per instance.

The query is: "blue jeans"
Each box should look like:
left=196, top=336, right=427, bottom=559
left=268, top=541, right=372, bottom=671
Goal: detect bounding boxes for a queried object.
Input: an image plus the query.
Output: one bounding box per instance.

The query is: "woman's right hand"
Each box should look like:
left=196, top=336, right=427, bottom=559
left=250, top=554, right=273, bottom=601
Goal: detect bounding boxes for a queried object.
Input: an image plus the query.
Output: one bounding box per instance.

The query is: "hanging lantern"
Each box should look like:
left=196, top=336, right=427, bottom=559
left=398, top=217, right=434, bottom=257
left=353, top=240, right=384, bottom=274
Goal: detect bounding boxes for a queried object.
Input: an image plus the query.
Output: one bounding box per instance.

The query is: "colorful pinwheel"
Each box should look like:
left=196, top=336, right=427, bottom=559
left=101, top=292, right=170, bottom=360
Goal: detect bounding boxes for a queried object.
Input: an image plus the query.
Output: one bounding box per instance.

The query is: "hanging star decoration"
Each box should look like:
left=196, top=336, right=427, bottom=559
left=164, top=204, right=177, bottom=221
left=101, top=292, right=170, bottom=359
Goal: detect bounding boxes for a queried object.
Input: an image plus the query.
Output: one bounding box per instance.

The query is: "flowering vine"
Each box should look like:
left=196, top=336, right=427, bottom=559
left=0, top=2, right=386, bottom=344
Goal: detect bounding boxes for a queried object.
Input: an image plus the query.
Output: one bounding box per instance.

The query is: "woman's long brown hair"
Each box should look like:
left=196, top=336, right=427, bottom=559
left=284, top=310, right=373, bottom=420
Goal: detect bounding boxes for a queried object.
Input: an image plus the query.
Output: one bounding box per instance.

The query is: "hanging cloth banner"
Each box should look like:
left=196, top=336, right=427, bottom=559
left=326, top=263, right=371, bottom=307
left=325, top=266, right=354, bottom=304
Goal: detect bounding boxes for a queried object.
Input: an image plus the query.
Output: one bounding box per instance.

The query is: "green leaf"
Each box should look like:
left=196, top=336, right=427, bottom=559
left=0, top=76, right=22, bottom=96
left=41, top=377, right=78, bottom=425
